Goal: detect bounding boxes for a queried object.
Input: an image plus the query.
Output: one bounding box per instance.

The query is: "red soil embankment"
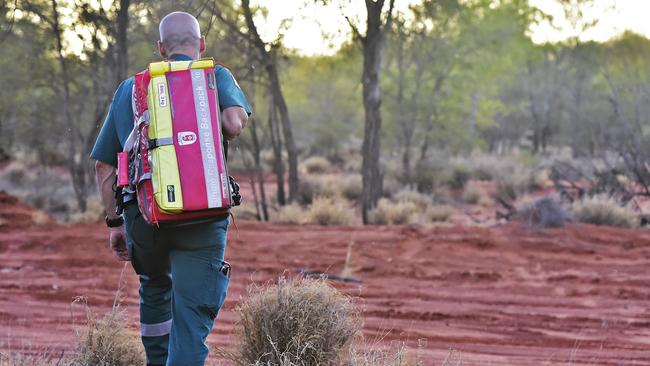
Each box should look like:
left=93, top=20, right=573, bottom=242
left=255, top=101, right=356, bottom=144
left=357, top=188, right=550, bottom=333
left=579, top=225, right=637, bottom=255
left=1, top=193, right=650, bottom=365
left=0, top=191, right=53, bottom=231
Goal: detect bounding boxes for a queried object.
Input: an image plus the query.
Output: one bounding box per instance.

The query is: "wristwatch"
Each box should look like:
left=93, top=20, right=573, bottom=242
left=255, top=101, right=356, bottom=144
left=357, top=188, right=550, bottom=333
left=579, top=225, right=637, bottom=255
left=105, top=215, right=124, bottom=228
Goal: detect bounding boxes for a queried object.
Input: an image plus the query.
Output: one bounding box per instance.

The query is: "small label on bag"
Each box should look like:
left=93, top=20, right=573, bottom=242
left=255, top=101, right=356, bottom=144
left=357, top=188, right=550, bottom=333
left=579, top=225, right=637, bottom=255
left=158, top=83, right=167, bottom=107
left=178, top=131, right=197, bottom=146
left=167, top=185, right=175, bottom=202
left=221, top=173, right=228, bottom=199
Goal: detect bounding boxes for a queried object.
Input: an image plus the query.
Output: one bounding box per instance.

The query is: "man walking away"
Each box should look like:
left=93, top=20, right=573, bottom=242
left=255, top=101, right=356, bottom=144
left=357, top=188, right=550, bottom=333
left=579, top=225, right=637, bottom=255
left=91, top=12, right=250, bottom=366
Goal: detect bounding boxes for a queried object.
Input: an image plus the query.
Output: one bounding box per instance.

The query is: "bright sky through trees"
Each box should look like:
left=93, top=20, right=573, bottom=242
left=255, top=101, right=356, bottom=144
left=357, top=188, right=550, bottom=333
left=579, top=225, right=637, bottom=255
left=254, top=0, right=650, bottom=56
left=529, top=0, right=650, bottom=43
left=49, top=0, right=650, bottom=57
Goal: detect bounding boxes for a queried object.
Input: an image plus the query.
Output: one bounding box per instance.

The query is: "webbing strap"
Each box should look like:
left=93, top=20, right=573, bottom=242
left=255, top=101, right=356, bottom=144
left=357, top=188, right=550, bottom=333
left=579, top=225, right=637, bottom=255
left=147, top=137, right=173, bottom=149
left=138, top=110, right=150, bottom=124
left=138, top=172, right=152, bottom=183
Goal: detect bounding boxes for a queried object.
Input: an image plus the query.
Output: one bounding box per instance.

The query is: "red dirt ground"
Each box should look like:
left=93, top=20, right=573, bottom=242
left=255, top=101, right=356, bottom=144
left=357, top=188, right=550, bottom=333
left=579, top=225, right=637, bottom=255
left=2, top=191, right=650, bottom=365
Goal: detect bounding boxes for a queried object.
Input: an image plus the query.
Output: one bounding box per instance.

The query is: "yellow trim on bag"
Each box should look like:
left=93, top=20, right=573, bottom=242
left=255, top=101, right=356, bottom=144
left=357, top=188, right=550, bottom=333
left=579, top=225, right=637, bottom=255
left=190, top=59, right=214, bottom=69
left=149, top=58, right=214, bottom=77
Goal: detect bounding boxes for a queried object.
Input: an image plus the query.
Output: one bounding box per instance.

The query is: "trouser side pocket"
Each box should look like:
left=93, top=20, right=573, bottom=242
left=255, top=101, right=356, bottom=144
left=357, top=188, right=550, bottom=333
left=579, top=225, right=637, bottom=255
left=200, top=261, right=230, bottom=320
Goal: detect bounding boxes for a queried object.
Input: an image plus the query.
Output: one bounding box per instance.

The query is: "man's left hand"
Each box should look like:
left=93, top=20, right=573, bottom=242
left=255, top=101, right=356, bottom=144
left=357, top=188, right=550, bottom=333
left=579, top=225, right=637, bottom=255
left=109, top=226, right=129, bottom=261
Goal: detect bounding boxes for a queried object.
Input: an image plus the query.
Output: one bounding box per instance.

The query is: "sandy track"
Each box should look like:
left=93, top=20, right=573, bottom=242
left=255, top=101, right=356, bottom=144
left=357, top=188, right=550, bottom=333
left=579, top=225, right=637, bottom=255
left=2, top=199, right=650, bottom=364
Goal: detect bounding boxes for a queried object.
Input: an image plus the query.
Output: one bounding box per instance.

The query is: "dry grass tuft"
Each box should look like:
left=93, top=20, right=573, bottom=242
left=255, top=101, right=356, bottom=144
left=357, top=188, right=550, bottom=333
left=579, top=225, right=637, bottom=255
left=307, top=197, right=353, bottom=226
left=67, top=303, right=145, bottom=366
left=462, top=181, right=490, bottom=206
left=572, top=196, right=639, bottom=228
left=67, top=198, right=103, bottom=224
left=340, top=174, right=363, bottom=201
left=234, top=201, right=262, bottom=221
left=300, top=156, right=332, bottom=175
left=221, top=277, right=361, bottom=366
left=348, top=341, right=419, bottom=366
left=272, top=204, right=306, bottom=225
left=424, top=205, right=453, bottom=223
left=445, top=165, right=471, bottom=189
left=392, top=189, right=432, bottom=211
left=304, top=175, right=340, bottom=201
left=516, top=197, right=568, bottom=228
left=0, top=352, right=56, bottom=366
left=30, top=210, right=53, bottom=225
left=369, top=199, right=417, bottom=225
left=494, top=170, right=534, bottom=203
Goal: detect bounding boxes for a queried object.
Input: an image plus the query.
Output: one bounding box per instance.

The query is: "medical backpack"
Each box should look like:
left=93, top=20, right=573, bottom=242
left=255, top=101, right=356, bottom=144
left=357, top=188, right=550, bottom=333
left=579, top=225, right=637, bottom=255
left=117, top=58, right=240, bottom=226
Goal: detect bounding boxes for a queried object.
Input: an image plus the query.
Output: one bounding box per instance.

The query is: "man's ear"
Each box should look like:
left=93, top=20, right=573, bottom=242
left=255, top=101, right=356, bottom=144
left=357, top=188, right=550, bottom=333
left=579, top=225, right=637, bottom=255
left=157, top=40, right=168, bottom=58
left=199, top=36, right=206, bottom=54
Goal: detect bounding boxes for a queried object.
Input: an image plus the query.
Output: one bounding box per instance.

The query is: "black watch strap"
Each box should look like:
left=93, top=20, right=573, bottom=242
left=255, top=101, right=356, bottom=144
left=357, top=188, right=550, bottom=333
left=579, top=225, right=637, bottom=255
left=105, top=216, right=124, bottom=228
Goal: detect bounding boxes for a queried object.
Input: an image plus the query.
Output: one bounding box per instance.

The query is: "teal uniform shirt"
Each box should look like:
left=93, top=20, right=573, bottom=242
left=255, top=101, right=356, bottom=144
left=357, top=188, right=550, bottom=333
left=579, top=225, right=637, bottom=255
left=91, top=54, right=250, bottom=165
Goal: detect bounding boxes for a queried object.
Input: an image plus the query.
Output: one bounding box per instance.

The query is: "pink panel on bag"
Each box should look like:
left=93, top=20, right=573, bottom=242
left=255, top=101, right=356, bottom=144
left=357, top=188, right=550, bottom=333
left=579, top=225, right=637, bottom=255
left=167, top=70, right=208, bottom=211
left=205, top=68, right=231, bottom=208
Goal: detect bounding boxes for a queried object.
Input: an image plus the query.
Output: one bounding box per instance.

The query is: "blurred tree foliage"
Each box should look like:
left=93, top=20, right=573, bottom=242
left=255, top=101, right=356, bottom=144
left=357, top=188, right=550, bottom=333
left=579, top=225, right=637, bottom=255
left=1, top=0, right=650, bottom=217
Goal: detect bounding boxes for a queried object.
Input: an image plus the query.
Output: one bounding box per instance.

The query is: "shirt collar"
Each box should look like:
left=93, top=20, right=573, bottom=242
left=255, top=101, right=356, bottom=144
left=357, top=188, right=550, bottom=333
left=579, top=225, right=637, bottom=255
left=169, top=54, right=194, bottom=61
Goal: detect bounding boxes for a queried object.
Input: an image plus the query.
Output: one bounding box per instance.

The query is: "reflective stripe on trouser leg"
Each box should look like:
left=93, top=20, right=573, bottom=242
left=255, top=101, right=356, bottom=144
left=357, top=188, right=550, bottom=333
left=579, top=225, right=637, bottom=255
left=141, top=320, right=172, bottom=364
left=141, top=319, right=172, bottom=337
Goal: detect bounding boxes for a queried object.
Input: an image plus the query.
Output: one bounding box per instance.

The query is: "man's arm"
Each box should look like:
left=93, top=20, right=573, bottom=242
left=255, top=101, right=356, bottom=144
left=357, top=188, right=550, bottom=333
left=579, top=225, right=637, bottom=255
left=95, top=160, right=128, bottom=261
left=222, top=106, right=248, bottom=140
left=95, top=160, right=119, bottom=219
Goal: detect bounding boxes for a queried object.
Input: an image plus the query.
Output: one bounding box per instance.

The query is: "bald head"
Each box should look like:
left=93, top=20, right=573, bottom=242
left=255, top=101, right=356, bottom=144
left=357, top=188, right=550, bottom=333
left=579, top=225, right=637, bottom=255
left=158, top=12, right=204, bottom=59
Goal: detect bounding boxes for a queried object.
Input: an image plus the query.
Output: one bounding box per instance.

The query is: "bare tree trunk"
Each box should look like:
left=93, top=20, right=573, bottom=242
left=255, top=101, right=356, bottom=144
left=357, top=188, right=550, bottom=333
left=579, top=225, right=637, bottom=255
left=241, top=0, right=299, bottom=203
left=250, top=116, right=269, bottom=221
left=268, top=92, right=286, bottom=206
left=267, top=49, right=299, bottom=203
left=359, top=0, right=395, bottom=224
left=115, top=0, right=130, bottom=83
left=248, top=69, right=269, bottom=221
left=52, top=0, right=87, bottom=212
left=395, top=22, right=409, bottom=183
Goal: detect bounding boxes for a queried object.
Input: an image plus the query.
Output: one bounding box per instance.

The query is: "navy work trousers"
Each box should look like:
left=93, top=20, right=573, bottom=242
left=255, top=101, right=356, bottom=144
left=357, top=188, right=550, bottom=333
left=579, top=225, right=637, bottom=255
left=123, top=204, right=230, bottom=366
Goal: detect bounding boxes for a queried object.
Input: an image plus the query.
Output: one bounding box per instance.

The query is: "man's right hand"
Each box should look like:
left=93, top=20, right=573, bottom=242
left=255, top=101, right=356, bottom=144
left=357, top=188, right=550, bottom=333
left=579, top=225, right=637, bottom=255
left=109, top=226, right=129, bottom=261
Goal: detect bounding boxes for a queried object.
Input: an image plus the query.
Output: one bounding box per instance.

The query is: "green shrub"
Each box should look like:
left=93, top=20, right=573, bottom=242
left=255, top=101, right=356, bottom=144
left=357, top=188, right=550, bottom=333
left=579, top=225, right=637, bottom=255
left=572, top=196, right=638, bottom=228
